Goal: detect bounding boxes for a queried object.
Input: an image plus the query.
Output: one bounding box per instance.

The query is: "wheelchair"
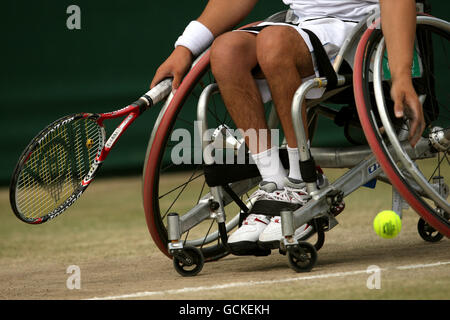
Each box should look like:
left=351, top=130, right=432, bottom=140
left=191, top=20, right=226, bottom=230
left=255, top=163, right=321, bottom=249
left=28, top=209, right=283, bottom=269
left=141, top=5, right=450, bottom=276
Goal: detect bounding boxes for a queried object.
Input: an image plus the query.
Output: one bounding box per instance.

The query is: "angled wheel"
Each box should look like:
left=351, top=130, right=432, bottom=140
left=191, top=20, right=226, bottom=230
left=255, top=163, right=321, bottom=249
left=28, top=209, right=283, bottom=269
left=354, top=15, right=450, bottom=238
left=173, top=246, right=205, bottom=277
left=142, top=41, right=266, bottom=261
left=142, top=52, right=237, bottom=261
left=418, top=218, right=444, bottom=242
left=287, top=241, right=317, bottom=272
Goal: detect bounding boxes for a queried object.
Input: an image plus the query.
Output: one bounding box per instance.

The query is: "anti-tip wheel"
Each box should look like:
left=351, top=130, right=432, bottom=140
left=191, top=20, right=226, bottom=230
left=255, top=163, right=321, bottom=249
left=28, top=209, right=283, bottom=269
left=287, top=241, right=318, bottom=273
left=173, top=246, right=205, bottom=277
left=418, top=218, right=444, bottom=243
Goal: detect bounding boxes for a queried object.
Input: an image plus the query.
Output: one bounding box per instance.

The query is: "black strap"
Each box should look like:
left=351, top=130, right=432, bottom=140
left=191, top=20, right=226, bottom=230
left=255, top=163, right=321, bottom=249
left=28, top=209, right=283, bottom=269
left=248, top=200, right=303, bottom=216
left=301, top=28, right=338, bottom=90
left=302, top=16, right=358, bottom=24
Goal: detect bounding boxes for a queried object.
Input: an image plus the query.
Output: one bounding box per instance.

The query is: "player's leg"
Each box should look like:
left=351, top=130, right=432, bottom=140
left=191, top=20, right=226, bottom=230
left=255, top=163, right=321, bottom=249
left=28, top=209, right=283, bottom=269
left=254, top=26, right=316, bottom=247
left=256, top=25, right=315, bottom=183
left=256, top=26, right=315, bottom=149
left=210, top=31, right=269, bottom=153
left=210, top=31, right=287, bottom=189
left=210, top=31, right=288, bottom=253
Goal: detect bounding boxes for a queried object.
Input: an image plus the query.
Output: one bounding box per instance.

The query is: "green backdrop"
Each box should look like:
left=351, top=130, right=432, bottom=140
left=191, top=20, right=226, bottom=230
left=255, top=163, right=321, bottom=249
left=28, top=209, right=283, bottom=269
left=1, top=0, right=448, bottom=185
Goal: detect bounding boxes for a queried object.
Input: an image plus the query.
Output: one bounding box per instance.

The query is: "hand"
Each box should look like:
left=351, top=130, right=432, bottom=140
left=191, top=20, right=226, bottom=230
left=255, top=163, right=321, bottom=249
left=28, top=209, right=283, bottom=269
left=150, top=46, right=193, bottom=93
left=390, top=77, right=425, bottom=147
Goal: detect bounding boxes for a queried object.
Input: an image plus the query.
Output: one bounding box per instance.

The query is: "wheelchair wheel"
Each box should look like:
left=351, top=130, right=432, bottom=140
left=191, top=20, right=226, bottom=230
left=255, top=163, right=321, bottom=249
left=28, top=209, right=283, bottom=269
left=172, top=246, right=205, bottom=277
left=417, top=218, right=444, bottom=242
left=287, top=241, right=317, bottom=273
left=354, top=15, right=450, bottom=238
left=142, top=51, right=261, bottom=261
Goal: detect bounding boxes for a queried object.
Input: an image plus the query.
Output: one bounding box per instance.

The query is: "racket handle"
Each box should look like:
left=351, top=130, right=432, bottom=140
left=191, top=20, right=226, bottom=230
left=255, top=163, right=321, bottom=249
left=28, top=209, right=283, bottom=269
left=139, top=78, right=173, bottom=108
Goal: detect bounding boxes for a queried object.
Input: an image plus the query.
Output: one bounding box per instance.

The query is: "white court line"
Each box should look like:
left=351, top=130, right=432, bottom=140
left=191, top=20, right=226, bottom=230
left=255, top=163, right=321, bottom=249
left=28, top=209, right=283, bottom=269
left=87, top=261, right=450, bottom=300
left=396, top=261, right=450, bottom=270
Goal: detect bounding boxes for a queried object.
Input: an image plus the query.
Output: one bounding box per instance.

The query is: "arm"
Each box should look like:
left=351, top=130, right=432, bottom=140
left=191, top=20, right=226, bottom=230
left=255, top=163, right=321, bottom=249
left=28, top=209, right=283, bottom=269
left=150, top=0, right=259, bottom=91
left=379, top=0, right=424, bottom=147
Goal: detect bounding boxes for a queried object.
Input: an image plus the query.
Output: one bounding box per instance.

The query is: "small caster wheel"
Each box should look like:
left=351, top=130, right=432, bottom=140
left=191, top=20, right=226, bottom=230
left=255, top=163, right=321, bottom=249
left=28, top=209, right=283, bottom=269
left=287, top=241, right=317, bottom=273
left=418, top=218, right=444, bottom=243
left=172, top=246, right=205, bottom=277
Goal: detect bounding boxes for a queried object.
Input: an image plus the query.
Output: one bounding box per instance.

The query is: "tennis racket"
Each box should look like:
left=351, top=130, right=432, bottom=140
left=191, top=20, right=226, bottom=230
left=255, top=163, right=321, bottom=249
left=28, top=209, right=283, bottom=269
left=10, top=79, right=172, bottom=224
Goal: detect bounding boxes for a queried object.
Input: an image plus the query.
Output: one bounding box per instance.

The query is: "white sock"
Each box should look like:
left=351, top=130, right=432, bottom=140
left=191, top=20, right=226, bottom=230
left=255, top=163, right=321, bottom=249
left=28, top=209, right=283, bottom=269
left=287, top=146, right=302, bottom=181
left=251, top=146, right=287, bottom=189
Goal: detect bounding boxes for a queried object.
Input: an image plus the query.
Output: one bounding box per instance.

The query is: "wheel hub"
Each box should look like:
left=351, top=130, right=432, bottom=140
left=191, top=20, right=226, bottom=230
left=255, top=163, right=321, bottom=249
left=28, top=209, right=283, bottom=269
left=429, top=127, right=450, bottom=152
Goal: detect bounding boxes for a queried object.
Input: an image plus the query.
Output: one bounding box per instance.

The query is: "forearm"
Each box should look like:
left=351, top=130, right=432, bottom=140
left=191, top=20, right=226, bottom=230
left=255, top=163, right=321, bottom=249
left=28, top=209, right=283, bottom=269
left=379, top=0, right=416, bottom=81
left=197, top=0, right=259, bottom=37
left=151, top=0, right=258, bottom=89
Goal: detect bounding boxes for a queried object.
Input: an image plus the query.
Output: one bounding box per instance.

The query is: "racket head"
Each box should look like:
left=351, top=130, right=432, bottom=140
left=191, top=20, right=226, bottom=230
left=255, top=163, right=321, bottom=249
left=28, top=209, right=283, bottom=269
left=10, top=113, right=105, bottom=224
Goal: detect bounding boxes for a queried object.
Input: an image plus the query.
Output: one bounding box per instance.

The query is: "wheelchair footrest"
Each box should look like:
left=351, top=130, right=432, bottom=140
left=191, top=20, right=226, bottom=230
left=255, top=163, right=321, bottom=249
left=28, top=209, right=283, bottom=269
left=228, top=242, right=271, bottom=257
left=248, top=200, right=303, bottom=216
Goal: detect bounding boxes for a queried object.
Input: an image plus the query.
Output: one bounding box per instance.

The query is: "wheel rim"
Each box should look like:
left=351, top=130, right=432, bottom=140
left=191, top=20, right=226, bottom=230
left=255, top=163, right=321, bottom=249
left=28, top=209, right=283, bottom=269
left=142, top=52, right=259, bottom=260
left=354, top=16, right=450, bottom=237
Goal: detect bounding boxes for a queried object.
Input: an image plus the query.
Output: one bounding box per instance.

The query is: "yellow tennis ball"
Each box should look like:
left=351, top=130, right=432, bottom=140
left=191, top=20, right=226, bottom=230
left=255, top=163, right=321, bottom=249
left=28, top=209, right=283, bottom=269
left=373, top=210, right=402, bottom=239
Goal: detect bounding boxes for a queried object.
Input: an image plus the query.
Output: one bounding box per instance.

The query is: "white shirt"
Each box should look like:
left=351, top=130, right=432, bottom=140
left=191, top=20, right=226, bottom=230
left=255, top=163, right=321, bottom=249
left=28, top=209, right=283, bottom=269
left=283, top=0, right=379, bottom=22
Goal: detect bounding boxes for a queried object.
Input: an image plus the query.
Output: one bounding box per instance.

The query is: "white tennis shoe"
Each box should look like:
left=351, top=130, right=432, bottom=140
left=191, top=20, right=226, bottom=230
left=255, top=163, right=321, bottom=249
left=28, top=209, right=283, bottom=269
left=258, top=216, right=313, bottom=248
left=227, top=213, right=270, bottom=246
left=228, top=179, right=312, bottom=252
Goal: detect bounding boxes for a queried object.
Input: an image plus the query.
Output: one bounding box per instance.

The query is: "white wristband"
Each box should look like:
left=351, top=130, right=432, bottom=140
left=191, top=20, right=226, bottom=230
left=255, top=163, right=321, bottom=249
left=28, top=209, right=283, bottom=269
left=174, top=20, right=214, bottom=57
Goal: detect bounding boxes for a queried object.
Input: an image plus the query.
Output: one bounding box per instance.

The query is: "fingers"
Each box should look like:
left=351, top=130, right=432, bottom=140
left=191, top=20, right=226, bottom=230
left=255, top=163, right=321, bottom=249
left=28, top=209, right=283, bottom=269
left=150, top=47, right=193, bottom=93
left=150, top=71, right=170, bottom=89
left=405, top=97, right=424, bottom=147
left=150, top=68, right=179, bottom=93
left=393, top=91, right=424, bottom=147
left=393, top=91, right=405, bottom=119
left=171, top=72, right=182, bottom=93
left=391, top=80, right=425, bottom=147
left=151, top=67, right=186, bottom=95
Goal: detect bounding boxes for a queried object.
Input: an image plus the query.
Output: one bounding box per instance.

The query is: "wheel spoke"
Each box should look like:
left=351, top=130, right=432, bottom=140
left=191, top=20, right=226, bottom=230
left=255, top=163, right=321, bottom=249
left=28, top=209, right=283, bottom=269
left=162, top=167, right=201, bottom=220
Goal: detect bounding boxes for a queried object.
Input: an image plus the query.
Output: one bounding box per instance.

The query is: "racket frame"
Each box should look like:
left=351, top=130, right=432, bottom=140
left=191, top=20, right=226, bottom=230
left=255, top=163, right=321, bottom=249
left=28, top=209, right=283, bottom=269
left=10, top=79, right=172, bottom=224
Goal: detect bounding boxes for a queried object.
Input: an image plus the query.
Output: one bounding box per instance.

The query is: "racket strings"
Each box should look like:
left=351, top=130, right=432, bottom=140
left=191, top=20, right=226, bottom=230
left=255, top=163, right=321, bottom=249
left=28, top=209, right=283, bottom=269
left=15, top=117, right=102, bottom=219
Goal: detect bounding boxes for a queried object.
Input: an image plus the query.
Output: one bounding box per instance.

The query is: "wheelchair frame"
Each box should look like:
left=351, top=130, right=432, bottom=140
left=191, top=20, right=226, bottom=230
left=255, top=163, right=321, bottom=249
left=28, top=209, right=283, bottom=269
left=142, top=8, right=450, bottom=276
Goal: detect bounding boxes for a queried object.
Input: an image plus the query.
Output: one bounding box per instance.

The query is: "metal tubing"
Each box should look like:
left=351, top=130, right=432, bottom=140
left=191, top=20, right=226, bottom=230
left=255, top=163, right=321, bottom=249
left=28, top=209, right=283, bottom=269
left=167, top=213, right=181, bottom=241
left=292, top=78, right=327, bottom=162
left=197, top=83, right=220, bottom=165
left=291, top=78, right=326, bottom=194
left=281, top=210, right=295, bottom=237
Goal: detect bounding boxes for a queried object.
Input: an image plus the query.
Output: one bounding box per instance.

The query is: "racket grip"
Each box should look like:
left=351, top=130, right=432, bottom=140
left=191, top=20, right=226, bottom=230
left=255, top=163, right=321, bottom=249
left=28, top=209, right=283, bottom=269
left=140, top=78, right=173, bottom=107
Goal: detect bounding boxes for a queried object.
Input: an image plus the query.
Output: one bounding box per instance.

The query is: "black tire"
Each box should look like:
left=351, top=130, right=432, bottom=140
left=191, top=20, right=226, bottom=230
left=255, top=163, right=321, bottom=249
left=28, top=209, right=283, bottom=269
left=173, top=246, right=205, bottom=277
left=418, top=218, right=444, bottom=242
left=287, top=241, right=318, bottom=272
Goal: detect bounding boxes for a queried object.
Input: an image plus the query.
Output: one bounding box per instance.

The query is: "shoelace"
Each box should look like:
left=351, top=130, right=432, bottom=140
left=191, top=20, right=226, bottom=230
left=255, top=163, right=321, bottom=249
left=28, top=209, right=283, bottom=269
left=248, top=189, right=271, bottom=202
left=281, top=187, right=311, bottom=204
left=248, top=186, right=311, bottom=204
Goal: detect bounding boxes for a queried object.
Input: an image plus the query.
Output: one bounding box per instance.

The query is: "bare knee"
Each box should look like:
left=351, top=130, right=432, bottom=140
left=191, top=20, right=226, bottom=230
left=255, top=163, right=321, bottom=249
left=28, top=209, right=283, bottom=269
left=210, top=32, right=257, bottom=81
left=256, top=26, right=313, bottom=77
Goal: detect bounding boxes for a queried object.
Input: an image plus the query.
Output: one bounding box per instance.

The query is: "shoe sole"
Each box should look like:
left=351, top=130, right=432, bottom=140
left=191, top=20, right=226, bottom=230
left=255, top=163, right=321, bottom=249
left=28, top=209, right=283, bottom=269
left=257, top=240, right=280, bottom=250
left=228, top=241, right=271, bottom=256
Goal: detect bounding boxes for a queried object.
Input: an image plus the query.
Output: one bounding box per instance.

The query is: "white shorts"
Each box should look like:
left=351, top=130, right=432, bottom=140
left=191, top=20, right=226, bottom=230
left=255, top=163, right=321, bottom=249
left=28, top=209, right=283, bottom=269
left=237, top=17, right=358, bottom=101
